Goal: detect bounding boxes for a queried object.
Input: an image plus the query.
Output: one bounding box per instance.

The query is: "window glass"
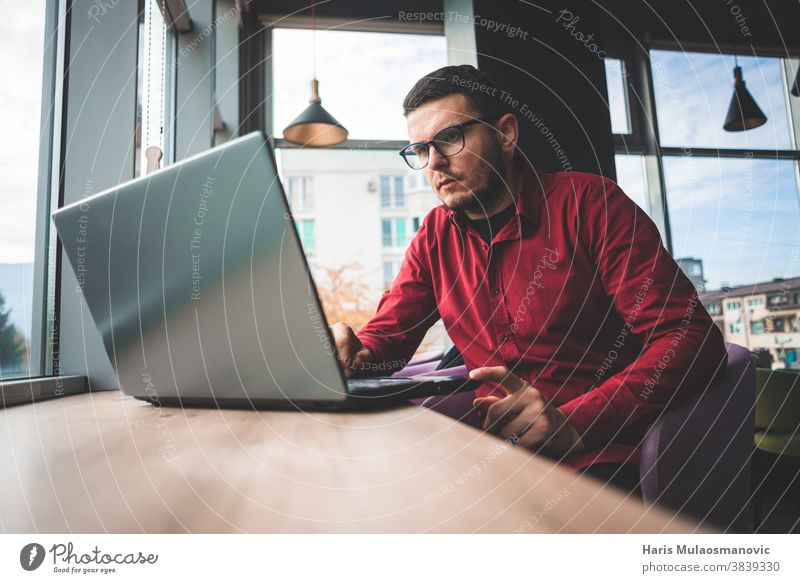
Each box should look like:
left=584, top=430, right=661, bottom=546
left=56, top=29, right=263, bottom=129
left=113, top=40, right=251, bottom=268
left=663, top=157, right=800, bottom=291
left=0, top=0, right=47, bottom=378
left=273, top=28, right=447, bottom=140
left=394, top=176, right=405, bottom=208
left=135, top=0, right=168, bottom=176
left=651, top=50, right=793, bottom=149
left=381, top=219, right=392, bottom=247
left=380, top=176, right=390, bottom=208
left=613, top=155, right=648, bottom=213
left=296, top=219, right=315, bottom=251
left=394, top=218, right=407, bottom=247
left=604, top=58, right=630, bottom=134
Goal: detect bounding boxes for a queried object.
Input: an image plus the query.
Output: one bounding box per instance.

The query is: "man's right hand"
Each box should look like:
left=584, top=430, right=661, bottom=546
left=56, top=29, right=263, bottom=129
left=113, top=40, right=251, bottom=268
left=330, top=322, right=373, bottom=378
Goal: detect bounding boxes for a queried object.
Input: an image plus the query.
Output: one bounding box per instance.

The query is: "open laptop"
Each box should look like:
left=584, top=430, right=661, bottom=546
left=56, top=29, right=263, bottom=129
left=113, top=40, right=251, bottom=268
left=52, top=131, right=478, bottom=410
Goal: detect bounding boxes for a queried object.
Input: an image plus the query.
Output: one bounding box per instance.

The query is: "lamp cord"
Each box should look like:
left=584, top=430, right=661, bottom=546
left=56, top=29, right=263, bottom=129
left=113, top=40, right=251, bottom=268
left=312, top=0, right=317, bottom=79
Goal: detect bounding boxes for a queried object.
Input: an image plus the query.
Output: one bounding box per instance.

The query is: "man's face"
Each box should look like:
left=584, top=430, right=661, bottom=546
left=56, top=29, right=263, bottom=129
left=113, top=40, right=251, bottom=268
left=406, top=94, right=506, bottom=213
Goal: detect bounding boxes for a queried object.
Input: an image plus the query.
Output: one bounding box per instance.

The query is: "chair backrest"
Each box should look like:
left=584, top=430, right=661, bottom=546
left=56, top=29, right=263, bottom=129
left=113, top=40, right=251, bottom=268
left=755, top=368, right=800, bottom=434
left=639, top=342, right=755, bottom=532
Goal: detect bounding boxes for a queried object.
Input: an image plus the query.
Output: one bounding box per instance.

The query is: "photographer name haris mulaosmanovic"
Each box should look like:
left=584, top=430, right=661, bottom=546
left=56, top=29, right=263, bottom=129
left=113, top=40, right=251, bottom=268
left=643, top=544, right=772, bottom=555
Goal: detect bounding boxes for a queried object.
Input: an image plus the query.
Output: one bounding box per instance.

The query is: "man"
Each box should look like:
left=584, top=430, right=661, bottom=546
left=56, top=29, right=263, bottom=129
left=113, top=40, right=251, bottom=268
left=331, top=65, right=727, bottom=494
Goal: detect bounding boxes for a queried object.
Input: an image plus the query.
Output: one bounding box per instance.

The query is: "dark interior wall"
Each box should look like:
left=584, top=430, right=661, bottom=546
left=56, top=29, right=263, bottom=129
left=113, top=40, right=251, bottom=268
left=250, top=0, right=444, bottom=20
left=598, top=0, right=800, bottom=54
left=472, top=0, right=616, bottom=178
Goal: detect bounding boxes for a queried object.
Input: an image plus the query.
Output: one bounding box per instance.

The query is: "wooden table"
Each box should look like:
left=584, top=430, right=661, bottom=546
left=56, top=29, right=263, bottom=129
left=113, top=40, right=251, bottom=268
left=0, top=390, right=705, bottom=533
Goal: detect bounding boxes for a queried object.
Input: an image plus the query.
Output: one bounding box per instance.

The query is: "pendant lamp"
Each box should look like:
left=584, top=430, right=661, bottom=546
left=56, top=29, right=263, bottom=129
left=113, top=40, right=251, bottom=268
left=723, top=57, right=767, bottom=132
left=282, top=1, right=348, bottom=146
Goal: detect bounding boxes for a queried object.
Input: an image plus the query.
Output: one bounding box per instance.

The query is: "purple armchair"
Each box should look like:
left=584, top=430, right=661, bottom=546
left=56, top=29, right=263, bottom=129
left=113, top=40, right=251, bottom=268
left=397, top=342, right=755, bottom=532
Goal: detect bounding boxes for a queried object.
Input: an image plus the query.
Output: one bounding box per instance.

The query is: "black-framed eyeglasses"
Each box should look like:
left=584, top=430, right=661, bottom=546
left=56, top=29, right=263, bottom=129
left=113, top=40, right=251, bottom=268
left=399, top=115, right=500, bottom=170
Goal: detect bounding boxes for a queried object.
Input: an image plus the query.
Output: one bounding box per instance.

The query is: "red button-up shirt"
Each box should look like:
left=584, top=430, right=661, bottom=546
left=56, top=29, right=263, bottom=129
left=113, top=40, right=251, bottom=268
left=357, top=160, right=727, bottom=470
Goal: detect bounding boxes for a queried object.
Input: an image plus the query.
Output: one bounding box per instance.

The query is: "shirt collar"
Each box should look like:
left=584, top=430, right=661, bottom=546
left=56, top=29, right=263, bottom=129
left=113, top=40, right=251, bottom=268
left=446, top=157, right=541, bottom=235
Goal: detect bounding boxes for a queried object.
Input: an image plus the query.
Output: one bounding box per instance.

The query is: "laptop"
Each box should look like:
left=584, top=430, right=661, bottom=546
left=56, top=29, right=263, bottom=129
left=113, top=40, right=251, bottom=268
left=52, top=131, right=478, bottom=410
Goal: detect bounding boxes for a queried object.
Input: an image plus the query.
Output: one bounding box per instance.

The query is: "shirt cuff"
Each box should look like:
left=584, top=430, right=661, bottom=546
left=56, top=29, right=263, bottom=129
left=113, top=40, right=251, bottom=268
left=355, top=334, right=396, bottom=372
left=557, top=388, right=622, bottom=451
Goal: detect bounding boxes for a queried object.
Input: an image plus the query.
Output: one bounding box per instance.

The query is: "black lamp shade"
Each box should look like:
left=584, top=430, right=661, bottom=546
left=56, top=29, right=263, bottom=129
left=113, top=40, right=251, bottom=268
left=283, top=79, right=348, bottom=147
left=723, top=66, right=768, bottom=132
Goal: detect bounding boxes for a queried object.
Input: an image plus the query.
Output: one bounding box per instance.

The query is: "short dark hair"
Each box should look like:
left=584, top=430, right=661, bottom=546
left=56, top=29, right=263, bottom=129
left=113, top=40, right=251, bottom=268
left=402, top=64, right=512, bottom=118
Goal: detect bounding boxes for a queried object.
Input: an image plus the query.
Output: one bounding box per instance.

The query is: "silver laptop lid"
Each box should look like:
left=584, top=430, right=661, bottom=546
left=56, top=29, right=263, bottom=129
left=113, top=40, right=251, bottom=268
left=53, top=132, right=348, bottom=405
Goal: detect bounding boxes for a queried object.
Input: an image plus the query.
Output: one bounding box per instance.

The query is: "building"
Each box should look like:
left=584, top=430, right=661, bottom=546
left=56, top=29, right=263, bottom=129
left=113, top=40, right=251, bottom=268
left=676, top=257, right=706, bottom=292
left=277, top=147, right=449, bottom=352
left=699, top=276, right=800, bottom=369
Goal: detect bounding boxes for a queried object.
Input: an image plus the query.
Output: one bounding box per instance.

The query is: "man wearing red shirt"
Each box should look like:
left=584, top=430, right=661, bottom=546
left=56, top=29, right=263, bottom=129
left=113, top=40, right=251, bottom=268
left=331, top=65, right=727, bottom=494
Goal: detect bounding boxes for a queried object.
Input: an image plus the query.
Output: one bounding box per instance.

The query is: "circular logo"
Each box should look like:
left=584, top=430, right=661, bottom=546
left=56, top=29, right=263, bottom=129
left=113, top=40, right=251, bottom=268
left=20, top=543, right=46, bottom=571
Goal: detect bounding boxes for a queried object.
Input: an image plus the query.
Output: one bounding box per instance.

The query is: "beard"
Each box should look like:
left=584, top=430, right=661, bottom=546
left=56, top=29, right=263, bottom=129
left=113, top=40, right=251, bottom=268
left=439, top=139, right=508, bottom=214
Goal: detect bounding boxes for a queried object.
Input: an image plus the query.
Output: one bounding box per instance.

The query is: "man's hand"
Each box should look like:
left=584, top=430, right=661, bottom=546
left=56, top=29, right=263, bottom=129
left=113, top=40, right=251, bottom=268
left=469, top=366, right=586, bottom=457
left=329, top=322, right=373, bottom=378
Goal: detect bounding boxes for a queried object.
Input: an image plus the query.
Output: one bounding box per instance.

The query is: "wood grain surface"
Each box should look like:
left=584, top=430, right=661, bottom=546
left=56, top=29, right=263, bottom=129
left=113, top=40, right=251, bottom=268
left=0, top=390, right=708, bottom=533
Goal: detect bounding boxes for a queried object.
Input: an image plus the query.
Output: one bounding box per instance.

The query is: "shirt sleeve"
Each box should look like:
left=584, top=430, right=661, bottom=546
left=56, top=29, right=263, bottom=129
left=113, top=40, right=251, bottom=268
left=558, top=177, right=728, bottom=451
left=356, top=215, right=440, bottom=373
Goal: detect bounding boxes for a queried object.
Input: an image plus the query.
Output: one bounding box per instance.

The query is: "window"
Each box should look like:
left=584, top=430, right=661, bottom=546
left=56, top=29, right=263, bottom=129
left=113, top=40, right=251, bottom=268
left=610, top=48, right=800, bottom=358
left=605, top=57, right=631, bottom=134
left=771, top=317, right=785, bottom=333
left=287, top=176, right=313, bottom=212
left=662, top=157, right=800, bottom=291
left=408, top=174, right=417, bottom=190
left=295, top=220, right=315, bottom=251
left=750, top=321, right=765, bottom=334
left=649, top=49, right=800, bottom=322
left=651, top=51, right=793, bottom=150
left=768, top=293, right=787, bottom=306
left=706, top=303, right=720, bottom=315
left=381, top=219, right=392, bottom=247
left=728, top=322, right=743, bottom=335
left=380, top=175, right=406, bottom=209
left=412, top=217, right=421, bottom=232
left=273, top=28, right=447, bottom=140
left=381, top=218, right=412, bottom=248
left=0, top=0, right=49, bottom=378
left=380, top=176, right=390, bottom=208
left=613, top=155, right=648, bottom=213
left=394, top=218, right=407, bottom=247
left=135, top=0, right=170, bottom=177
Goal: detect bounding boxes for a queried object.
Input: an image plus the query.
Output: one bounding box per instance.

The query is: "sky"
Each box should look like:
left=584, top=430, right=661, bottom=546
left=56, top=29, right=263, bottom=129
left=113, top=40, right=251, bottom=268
left=0, top=0, right=46, bottom=265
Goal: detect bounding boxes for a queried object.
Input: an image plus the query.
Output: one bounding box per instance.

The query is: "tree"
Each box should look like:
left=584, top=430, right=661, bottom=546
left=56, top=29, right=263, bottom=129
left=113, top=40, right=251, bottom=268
left=315, top=261, right=376, bottom=331
left=0, top=292, right=26, bottom=373
left=315, top=261, right=445, bottom=354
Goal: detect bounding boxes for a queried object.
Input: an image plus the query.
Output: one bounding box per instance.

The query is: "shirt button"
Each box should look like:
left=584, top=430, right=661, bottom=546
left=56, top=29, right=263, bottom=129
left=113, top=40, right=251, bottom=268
left=492, top=288, right=500, bottom=295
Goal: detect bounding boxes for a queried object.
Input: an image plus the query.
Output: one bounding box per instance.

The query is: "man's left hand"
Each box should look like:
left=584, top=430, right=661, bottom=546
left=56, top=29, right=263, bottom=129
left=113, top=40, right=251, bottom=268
left=470, top=366, right=586, bottom=457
